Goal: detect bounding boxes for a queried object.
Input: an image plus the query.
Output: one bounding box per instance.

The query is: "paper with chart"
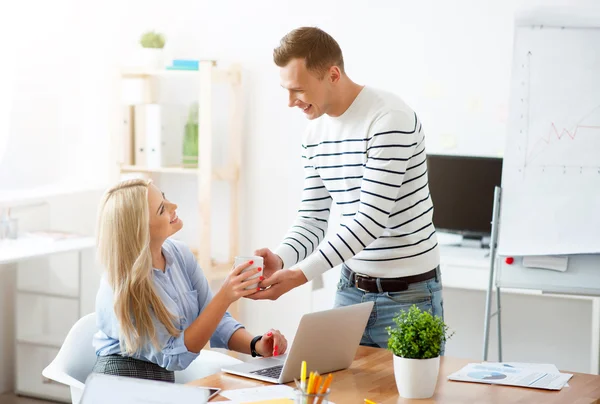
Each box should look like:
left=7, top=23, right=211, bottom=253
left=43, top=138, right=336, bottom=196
left=220, top=385, right=296, bottom=402
left=447, top=362, right=572, bottom=390
left=498, top=23, right=600, bottom=256
left=220, top=385, right=335, bottom=404
left=499, top=362, right=568, bottom=387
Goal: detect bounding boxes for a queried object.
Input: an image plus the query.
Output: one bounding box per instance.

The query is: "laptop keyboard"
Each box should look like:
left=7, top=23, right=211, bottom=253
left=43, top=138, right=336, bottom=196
left=250, top=365, right=283, bottom=379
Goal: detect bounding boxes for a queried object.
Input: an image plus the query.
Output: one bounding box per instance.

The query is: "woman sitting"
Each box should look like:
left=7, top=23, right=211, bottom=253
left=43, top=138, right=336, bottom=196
left=92, top=178, right=287, bottom=382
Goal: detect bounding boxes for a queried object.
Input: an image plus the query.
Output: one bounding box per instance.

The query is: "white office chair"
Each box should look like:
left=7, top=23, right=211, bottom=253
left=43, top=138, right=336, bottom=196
left=42, top=313, right=97, bottom=404
left=42, top=313, right=244, bottom=403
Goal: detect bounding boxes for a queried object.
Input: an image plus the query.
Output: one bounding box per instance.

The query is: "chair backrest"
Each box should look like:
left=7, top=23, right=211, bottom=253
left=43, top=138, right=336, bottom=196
left=43, top=312, right=98, bottom=389
left=43, top=311, right=245, bottom=400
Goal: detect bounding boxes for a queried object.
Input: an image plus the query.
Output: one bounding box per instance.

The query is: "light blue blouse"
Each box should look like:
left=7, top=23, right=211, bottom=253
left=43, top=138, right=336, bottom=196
left=92, top=238, right=244, bottom=371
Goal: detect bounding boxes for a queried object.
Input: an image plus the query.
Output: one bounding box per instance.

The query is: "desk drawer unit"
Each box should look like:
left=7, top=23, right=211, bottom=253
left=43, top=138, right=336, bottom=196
left=16, top=344, right=70, bottom=402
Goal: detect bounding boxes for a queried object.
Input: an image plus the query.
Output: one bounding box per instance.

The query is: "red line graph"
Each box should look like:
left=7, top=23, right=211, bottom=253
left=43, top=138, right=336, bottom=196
left=525, top=105, right=600, bottom=167
left=545, top=123, right=600, bottom=141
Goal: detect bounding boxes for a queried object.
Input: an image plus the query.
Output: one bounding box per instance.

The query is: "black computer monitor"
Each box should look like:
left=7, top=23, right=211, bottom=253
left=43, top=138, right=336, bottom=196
left=426, top=154, right=503, bottom=239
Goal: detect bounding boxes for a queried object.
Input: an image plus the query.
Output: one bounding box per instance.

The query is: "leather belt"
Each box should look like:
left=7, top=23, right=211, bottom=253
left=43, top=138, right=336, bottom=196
left=342, top=265, right=437, bottom=293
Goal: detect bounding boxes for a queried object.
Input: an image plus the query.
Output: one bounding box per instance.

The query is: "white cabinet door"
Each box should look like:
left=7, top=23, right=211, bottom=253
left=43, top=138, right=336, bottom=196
left=16, top=343, right=70, bottom=402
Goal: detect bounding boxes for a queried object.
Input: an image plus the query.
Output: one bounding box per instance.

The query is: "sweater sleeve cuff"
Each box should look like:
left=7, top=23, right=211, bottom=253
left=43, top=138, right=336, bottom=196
left=210, top=312, right=245, bottom=349
left=164, top=329, right=195, bottom=356
left=274, top=244, right=298, bottom=270
left=299, top=252, right=331, bottom=282
left=161, top=329, right=200, bottom=371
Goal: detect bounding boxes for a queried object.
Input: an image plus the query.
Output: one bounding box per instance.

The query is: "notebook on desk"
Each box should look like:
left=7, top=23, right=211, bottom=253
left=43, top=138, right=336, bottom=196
left=222, top=301, right=374, bottom=384
left=80, top=373, right=214, bottom=403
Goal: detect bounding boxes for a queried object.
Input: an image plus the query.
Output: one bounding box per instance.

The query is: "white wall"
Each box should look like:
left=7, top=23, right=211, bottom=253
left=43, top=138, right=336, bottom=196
left=3, top=0, right=600, bottom=380
left=1, top=1, right=118, bottom=190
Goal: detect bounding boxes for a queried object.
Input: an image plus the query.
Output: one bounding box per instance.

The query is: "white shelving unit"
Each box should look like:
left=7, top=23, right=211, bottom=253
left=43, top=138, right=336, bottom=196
left=0, top=236, right=95, bottom=402
left=115, top=61, right=243, bottom=312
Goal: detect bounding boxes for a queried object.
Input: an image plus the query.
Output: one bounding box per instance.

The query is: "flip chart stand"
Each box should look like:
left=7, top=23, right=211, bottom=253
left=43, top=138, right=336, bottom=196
left=482, top=186, right=503, bottom=362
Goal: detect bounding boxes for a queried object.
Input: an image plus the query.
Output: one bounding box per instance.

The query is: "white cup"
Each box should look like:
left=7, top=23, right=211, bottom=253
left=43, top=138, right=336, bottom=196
left=233, top=256, right=264, bottom=290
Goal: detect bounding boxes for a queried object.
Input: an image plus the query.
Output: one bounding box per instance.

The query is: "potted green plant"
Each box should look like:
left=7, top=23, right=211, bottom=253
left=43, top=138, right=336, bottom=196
left=386, top=305, right=453, bottom=399
left=138, top=30, right=166, bottom=69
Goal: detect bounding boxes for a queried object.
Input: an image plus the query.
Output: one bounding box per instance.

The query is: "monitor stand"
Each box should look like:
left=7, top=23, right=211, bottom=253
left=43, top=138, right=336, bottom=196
left=461, top=234, right=491, bottom=249
left=437, top=232, right=491, bottom=249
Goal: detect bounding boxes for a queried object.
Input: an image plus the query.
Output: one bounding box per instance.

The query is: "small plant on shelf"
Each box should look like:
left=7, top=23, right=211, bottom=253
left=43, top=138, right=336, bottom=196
left=140, top=31, right=166, bottom=49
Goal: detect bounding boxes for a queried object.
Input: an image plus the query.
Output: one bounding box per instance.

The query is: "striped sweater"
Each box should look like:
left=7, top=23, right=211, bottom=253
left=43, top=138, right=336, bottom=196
left=274, top=86, right=440, bottom=281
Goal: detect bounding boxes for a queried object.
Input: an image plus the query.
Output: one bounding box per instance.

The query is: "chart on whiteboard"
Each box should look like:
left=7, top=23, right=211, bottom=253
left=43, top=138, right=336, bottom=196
left=522, top=103, right=600, bottom=175
left=520, top=59, right=600, bottom=176
left=498, top=25, right=600, bottom=256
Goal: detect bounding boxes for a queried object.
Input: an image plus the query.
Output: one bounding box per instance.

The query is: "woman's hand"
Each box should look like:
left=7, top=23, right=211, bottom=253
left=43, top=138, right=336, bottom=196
left=255, top=329, right=288, bottom=357
left=217, top=260, right=264, bottom=305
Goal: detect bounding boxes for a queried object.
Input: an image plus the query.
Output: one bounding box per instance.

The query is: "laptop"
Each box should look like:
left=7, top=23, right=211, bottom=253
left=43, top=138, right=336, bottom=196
left=222, top=301, right=374, bottom=384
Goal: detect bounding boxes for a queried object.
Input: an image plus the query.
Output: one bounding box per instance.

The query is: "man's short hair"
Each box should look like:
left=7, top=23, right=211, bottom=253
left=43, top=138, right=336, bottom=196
left=273, top=27, right=345, bottom=78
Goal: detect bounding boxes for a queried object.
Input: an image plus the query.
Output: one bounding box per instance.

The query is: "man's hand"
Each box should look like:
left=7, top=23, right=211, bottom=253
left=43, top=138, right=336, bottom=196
left=247, top=269, right=308, bottom=301
left=254, top=248, right=284, bottom=278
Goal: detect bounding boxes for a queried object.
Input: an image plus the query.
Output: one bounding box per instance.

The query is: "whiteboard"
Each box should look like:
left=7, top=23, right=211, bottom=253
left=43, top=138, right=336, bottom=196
left=498, top=13, right=600, bottom=256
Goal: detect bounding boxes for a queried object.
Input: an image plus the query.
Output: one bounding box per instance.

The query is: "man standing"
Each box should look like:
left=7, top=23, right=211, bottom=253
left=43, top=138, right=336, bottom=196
left=251, top=27, right=443, bottom=349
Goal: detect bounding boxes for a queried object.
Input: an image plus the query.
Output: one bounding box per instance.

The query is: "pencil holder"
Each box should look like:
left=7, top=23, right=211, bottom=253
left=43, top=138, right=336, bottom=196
left=293, top=388, right=330, bottom=404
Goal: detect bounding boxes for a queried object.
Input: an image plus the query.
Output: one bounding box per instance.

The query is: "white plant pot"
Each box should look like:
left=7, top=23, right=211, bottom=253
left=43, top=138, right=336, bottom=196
left=136, top=48, right=164, bottom=70
left=393, top=355, right=440, bottom=399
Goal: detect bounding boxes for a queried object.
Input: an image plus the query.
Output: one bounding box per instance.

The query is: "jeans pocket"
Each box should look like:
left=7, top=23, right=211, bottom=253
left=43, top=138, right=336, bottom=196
left=384, top=284, right=433, bottom=305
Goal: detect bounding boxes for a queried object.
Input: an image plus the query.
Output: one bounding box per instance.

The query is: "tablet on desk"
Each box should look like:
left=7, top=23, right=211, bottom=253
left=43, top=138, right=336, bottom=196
left=195, top=386, right=221, bottom=400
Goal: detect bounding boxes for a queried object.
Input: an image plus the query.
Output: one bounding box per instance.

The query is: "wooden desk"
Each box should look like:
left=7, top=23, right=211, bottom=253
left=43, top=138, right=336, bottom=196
left=189, top=347, right=600, bottom=404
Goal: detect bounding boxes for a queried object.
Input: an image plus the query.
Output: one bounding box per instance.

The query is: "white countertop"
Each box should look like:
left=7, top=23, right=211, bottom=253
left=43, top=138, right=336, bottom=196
left=0, top=234, right=95, bottom=264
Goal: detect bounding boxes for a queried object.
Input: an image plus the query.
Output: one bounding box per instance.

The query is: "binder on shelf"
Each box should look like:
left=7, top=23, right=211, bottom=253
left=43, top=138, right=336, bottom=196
left=145, top=105, right=163, bottom=169
left=122, top=106, right=134, bottom=165
left=133, top=104, right=151, bottom=167
left=133, top=104, right=186, bottom=169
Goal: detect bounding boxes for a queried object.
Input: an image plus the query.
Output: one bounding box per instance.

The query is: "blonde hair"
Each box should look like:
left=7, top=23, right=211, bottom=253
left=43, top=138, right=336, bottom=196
left=273, top=27, right=345, bottom=78
left=96, top=178, right=180, bottom=355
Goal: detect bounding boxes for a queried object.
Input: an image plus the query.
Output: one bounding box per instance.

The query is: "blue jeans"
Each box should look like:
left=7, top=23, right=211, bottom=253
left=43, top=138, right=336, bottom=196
left=334, top=265, right=445, bottom=353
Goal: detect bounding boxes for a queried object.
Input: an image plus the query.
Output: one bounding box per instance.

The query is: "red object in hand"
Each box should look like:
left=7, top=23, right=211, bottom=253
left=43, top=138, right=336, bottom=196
left=505, top=257, right=514, bottom=265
